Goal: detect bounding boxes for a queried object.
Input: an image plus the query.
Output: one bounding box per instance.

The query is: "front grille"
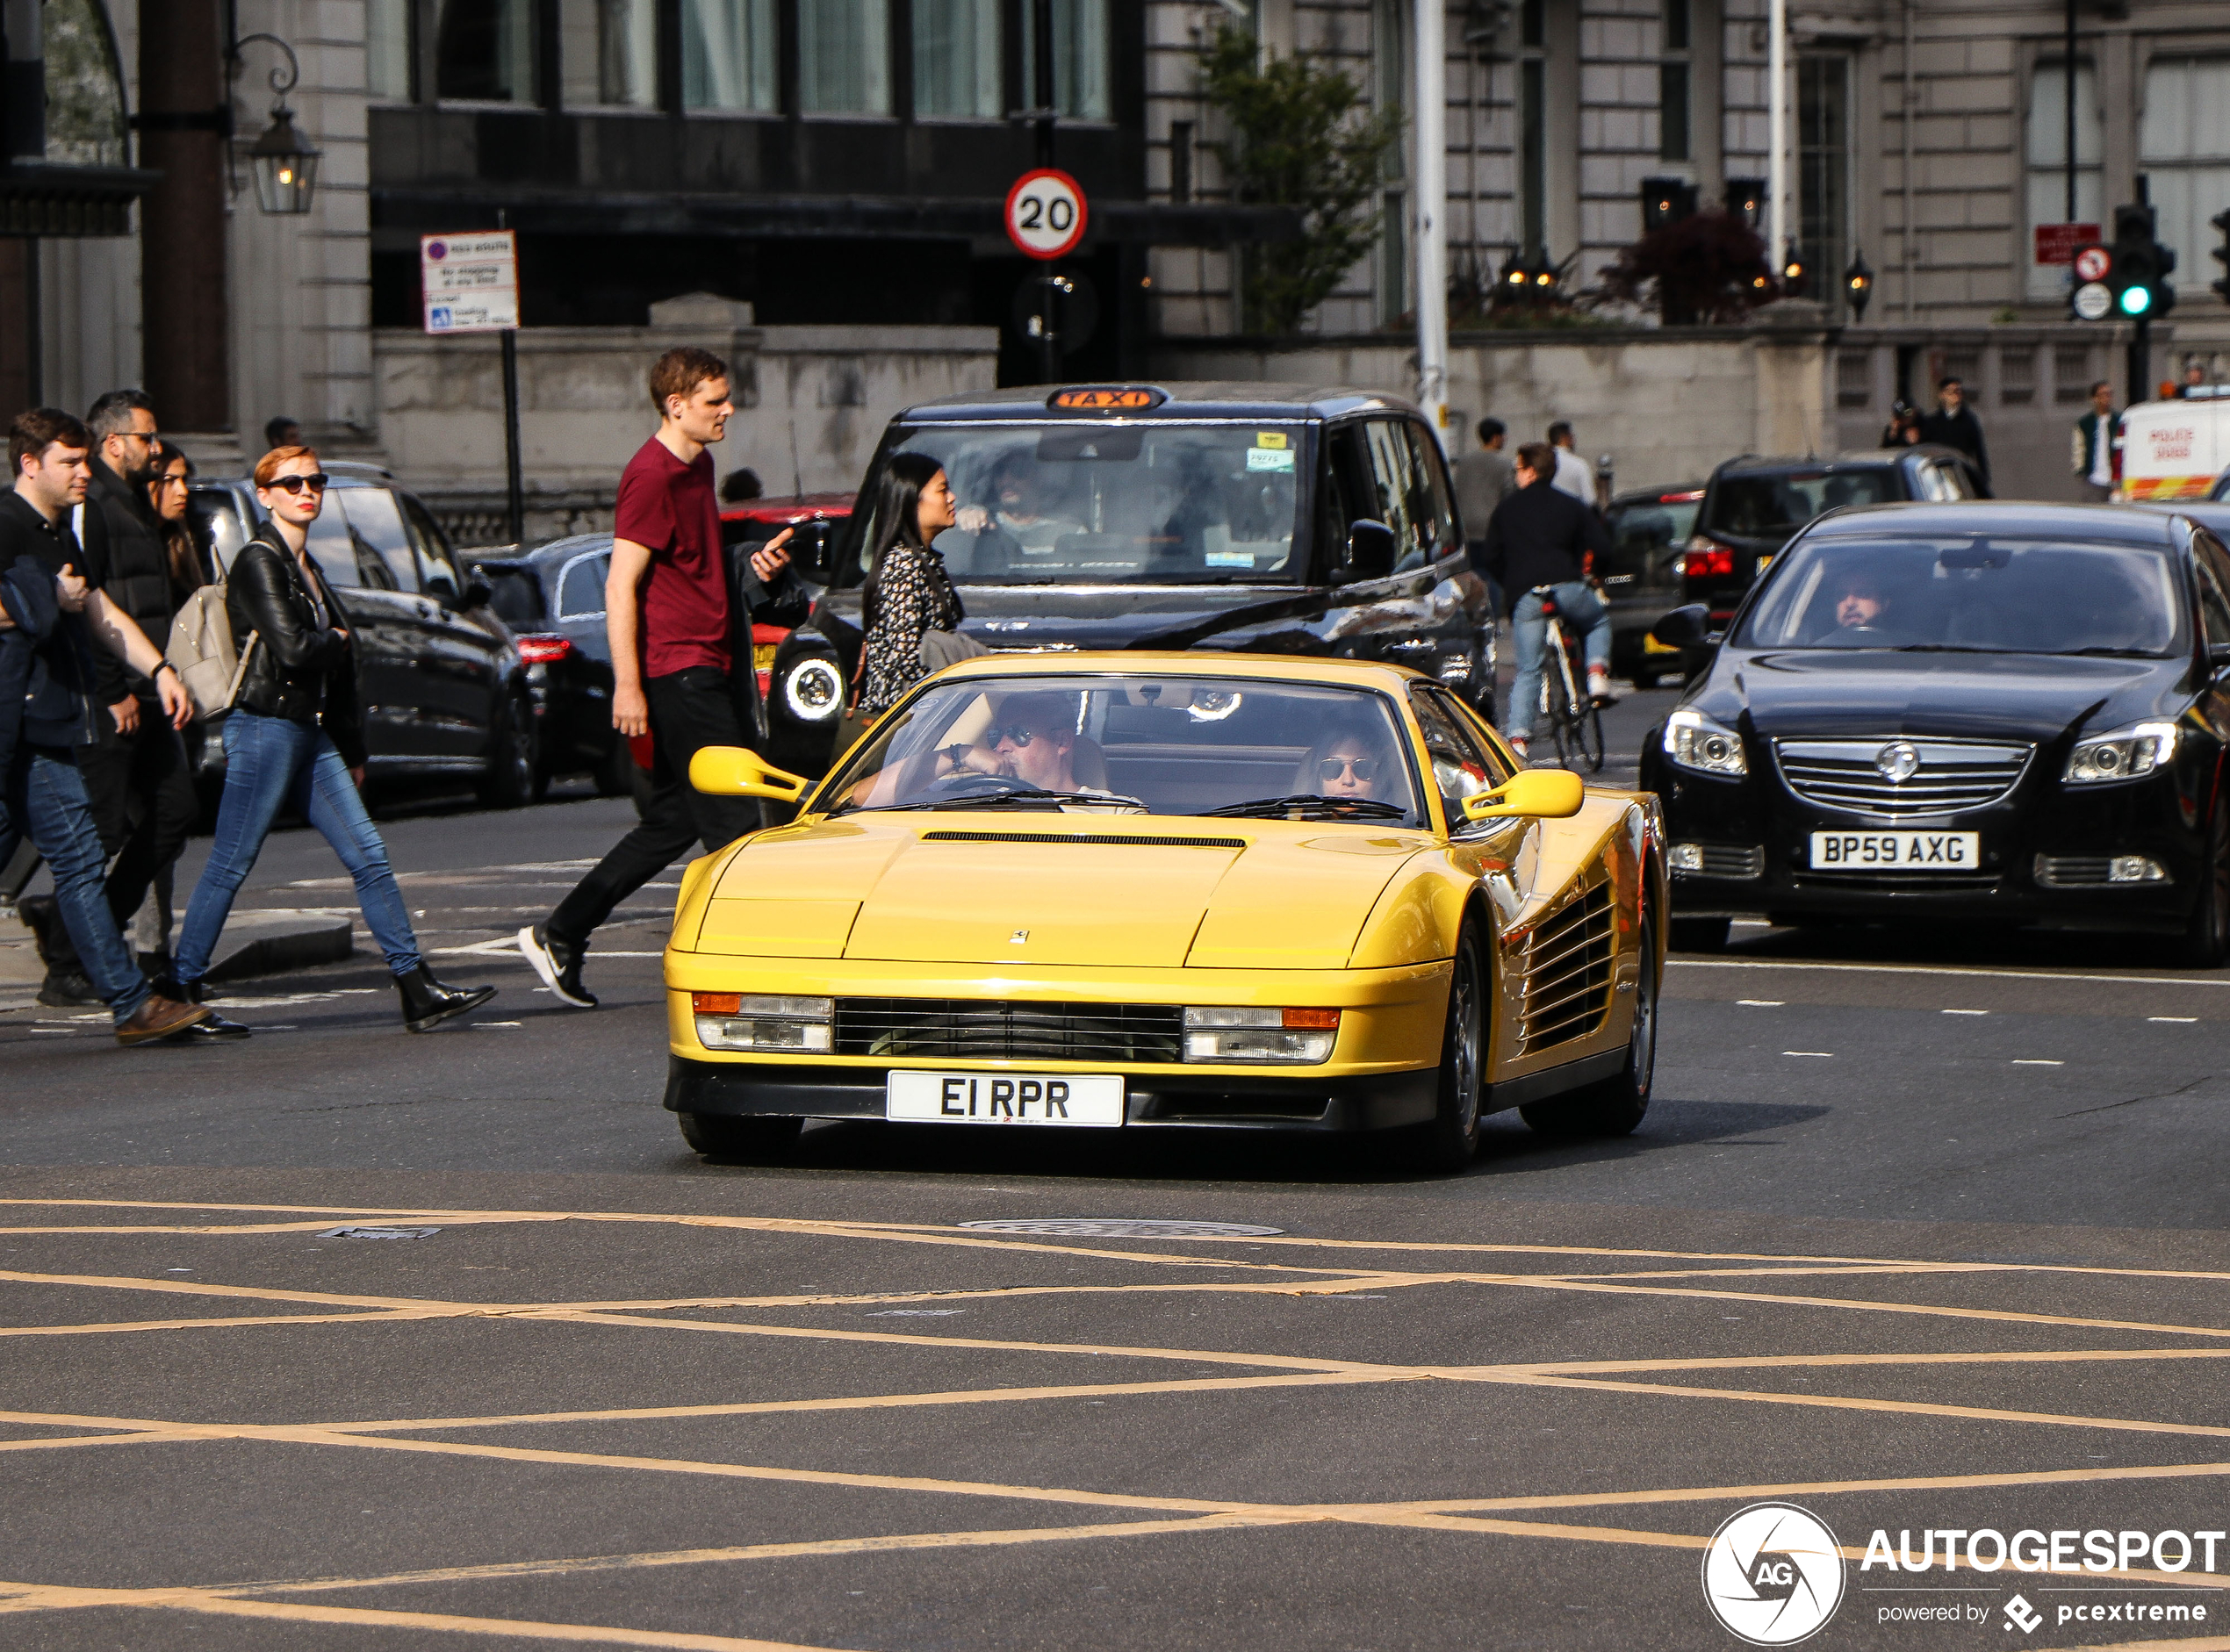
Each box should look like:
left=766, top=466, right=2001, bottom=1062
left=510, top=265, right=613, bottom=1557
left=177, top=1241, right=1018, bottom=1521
left=1774, top=738, right=2032, bottom=817
left=1794, top=869, right=2001, bottom=894
left=1516, top=881, right=1615, bottom=1053
left=834, top=998, right=1183, bottom=1063
left=2035, top=855, right=2113, bottom=888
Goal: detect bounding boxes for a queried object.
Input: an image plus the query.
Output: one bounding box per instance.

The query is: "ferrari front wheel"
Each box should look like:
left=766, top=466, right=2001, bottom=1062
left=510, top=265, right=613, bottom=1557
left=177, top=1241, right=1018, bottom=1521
left=1413, top=923, right=1487, bottom=1173
left=1523, top=909, right=1658, bottom=1138
left=677, top=1112, right=803, bottom=1161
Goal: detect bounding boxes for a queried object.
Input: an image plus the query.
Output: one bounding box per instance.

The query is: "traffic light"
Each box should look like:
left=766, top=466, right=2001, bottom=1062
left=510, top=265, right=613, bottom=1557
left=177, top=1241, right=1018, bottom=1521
left=2110, top=202, right=2176, bottom=320
left=2212, top=208, right=2230, bottom=305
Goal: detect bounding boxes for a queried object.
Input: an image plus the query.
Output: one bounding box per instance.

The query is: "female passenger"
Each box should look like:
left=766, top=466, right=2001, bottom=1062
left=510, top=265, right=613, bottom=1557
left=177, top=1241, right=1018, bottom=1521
left=172, top=447, right=496, bottom=1034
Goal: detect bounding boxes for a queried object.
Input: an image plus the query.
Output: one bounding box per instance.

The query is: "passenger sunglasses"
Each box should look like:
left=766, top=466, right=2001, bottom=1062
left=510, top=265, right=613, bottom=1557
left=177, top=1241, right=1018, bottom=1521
left=268, top=472, right=329, bottom=494
left=1318, top=756, right=1378, bottom=782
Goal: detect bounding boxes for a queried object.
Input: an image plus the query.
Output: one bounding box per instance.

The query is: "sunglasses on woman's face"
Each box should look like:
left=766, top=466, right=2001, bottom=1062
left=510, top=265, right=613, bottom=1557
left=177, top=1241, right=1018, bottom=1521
left=1319, top=756, right=1378, bottom=783
left=268, top=472, right=329, bottom=495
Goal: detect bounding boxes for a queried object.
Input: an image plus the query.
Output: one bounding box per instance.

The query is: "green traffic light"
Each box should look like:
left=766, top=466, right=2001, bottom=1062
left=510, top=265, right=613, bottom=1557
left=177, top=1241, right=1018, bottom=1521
left=2120, top=284, right=2154, bottom=316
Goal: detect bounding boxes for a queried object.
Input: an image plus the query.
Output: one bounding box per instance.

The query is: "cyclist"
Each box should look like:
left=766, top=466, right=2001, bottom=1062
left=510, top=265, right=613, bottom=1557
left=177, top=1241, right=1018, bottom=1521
left=1479, top=441, right=1615, bottom=762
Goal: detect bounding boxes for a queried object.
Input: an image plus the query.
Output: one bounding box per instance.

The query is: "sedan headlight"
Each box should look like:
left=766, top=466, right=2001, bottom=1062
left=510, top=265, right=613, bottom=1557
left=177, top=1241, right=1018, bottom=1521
left=693, top=993, right=832, bottom=1052
left=782, top=657, right=845, bottom=722
left=2063, top=720, right=2179, bottom=785
left=1183, top=1006, right=1339, bottom=1065
left=1662, top=707, right=1747, bottom=777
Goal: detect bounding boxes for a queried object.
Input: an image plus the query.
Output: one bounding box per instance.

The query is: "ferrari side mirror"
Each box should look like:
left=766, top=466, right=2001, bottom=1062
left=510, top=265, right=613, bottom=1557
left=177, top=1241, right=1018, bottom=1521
left=689, top=745, right=809, bottom=802
left=1462, top=767, right=1585, bottom=823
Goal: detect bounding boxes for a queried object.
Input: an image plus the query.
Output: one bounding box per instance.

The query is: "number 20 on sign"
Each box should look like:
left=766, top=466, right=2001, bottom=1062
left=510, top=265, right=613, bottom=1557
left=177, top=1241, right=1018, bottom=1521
left=1005, top=169, right=1089, bottom=261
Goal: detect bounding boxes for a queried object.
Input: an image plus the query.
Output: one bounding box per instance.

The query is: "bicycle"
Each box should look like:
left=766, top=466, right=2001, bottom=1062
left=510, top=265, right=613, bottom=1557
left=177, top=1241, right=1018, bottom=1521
left=1532, top=586, right=1606, bottom=773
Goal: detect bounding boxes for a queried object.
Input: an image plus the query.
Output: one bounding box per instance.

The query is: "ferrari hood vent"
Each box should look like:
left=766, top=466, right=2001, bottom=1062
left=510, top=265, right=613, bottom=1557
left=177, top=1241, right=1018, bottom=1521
left=920, top=830, right=1248, bottom=849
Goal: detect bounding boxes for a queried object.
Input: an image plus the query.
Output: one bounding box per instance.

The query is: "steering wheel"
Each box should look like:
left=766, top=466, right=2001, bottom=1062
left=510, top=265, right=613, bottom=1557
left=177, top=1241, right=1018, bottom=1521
left=922, top=770, right=1026, bottom=801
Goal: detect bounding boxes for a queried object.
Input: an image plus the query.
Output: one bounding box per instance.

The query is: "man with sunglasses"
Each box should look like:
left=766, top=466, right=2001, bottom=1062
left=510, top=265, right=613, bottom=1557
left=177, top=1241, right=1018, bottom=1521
left=23, top=390, right=201, bottom=1003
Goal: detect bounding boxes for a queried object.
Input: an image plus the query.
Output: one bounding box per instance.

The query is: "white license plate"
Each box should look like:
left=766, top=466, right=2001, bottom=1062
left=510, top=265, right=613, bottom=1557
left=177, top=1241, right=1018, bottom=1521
left=1809, top=830, right=1980, bottom=870
left=886, top=1070, right=1125, bottom=1127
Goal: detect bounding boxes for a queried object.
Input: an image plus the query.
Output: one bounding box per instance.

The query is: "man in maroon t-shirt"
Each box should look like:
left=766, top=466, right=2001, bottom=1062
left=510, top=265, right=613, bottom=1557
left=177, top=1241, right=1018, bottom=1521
left=521, top=346, right=792, bottom=1007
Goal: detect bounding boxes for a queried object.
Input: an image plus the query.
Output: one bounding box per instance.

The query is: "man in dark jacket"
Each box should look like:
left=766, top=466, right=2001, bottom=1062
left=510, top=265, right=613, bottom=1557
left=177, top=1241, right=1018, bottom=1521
left=34, top=389, right=199, bottom=997
left=1482, top=442, right=1615, bottom=761
left=0, top=407, right=207, bottom=1044
left=1917, top=376, right=1991, bottom=493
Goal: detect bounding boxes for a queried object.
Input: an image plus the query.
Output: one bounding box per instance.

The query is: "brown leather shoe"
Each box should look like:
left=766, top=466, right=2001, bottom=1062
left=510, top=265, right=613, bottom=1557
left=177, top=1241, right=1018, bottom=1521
left=114, top=994, right=214, bottom=1046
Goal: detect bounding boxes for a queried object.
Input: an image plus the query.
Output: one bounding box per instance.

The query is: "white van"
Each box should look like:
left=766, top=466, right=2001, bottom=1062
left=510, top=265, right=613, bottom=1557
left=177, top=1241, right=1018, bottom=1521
left=2118, top=395, right=2230, bottom=500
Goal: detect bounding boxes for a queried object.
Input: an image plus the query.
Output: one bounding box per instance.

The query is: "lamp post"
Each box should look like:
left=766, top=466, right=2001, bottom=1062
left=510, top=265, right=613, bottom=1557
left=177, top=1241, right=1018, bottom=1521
left=1413, top=0, right=1450, bottom=447
left=1844, top=248, right=1874, bottom=322
left=230, top=32, right=320, bottom=216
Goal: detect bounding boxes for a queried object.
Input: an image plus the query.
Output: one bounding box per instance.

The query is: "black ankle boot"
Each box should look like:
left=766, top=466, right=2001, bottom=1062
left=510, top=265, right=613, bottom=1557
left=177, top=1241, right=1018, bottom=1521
left=396, top=965, right=496, bottom=1032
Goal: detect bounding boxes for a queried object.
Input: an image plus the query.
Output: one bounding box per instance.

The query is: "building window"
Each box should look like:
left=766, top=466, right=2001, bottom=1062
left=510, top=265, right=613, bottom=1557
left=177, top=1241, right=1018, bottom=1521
left=1519, top=58, right=1545, bottom=251
left=600, top=0, right=659, bottom=106
left=1373, top=0, right=1408, bottom=326
left=2054, top=341, right=2096, bottom=404
left=2139, top=58, right=2230, bottom=299
left=914, top=0, right=999, bottom=119
left=1021, top=0, right=1110, bottom=122
left=367, top=0, right=414, bottom=101
left=1520, top=0, right=1543, bottom=50
left=1659, top=63, right=1689, bottom=162
left=1797, top=54, right=1849, bottom=317
left=2000, top=347, right=2036, bottom=406
left=42, top=0, right=126, bottom=163
left=437, top=0, right=538, bottom=102
left=799, top=0, right=891, bottom=115
left=2025, top=60, right=2101, bottom=300
left=683, top=0, right=778, bottom=112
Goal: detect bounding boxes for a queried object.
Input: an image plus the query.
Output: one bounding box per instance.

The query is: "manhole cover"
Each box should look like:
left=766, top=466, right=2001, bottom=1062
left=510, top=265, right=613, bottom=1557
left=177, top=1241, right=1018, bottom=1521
left=317, top=1225, right=440, bottom=1240
left=956, top=1218, right=1283, bottom=1239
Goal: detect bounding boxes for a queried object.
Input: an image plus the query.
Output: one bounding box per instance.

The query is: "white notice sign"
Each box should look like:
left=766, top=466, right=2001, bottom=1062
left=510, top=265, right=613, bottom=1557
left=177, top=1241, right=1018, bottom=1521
left=421, top=231, right=519, bottom=334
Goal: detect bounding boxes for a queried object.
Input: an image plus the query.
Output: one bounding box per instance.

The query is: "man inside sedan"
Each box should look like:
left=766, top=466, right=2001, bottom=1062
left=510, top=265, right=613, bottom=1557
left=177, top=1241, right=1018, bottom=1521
left=1830, top=570, right=1893, bottom=638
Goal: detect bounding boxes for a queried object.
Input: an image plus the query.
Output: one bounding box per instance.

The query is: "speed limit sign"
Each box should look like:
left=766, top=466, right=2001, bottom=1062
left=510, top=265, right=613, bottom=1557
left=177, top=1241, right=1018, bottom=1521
left=2074, top=244, right=2111, bottom=284
left=1005, top=169, right=1088, bottom=261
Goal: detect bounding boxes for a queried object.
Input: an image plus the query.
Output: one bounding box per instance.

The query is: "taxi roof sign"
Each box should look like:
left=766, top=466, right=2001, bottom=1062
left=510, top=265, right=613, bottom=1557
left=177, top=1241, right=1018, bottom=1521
left=1047, top=385, right=1167, bottom=413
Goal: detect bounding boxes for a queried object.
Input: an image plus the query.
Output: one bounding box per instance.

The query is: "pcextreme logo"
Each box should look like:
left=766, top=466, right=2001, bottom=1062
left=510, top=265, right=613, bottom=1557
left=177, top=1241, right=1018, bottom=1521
left=1702, top=1502, right=1847, bottom=1645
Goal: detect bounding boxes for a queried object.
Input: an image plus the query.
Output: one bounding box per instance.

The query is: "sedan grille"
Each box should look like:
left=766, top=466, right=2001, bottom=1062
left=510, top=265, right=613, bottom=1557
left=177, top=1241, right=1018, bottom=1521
left=1773, top=738, right=2032, bottom=818
left=1515, top=881, right=1615, bottom=1053
left=834, top=998, right=1183, bottom=1063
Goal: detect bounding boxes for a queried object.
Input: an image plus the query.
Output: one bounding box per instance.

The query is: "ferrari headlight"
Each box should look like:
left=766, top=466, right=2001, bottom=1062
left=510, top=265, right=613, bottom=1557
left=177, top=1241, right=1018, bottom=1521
left=1183, top=1006, right=1339, bottom=1064
left=693, top=992, right=832, bottom=1052
left=1662, top=707, right=1747, bottom=777
left=2064, top=720, right=2179, bottom=785
left=782, top=657, right=844, bottom=722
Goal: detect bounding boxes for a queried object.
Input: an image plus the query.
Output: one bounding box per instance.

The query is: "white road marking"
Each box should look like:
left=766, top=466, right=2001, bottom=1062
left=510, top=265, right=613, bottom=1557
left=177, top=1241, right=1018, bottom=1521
left=1674, top=959, right=2230, bottom=988
left=1942, top=1009, right=1989, bottom=1016
left=1783, top=1051, right=1834, bottom=1058
left=1736, top=1000, right=1783, bottom=1007
left=2013, top=1059, right=2063, bottom=1067
left=2149, top=1016, right=2199, bottom=1024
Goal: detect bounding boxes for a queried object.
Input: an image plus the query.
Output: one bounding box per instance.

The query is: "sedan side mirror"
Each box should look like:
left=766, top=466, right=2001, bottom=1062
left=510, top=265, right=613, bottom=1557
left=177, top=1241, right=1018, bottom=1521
left=1339, top=520, right=1398, bottom=584
left=794, top=517, right=838, bottom=585
left=460, top=570, right=493, bottom=611
left=1651, top=603, right=1713, bottom=648
left=1462, top=767, right=1586, bottom=823
left=689, top=745, right=809, bottom=802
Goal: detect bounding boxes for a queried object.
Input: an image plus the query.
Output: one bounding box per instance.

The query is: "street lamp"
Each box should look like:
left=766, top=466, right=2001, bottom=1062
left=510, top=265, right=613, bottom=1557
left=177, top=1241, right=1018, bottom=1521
left=233, top=32, right=320, bottom=216
left=1844, top=248, right=1874, bottom=322
left=1780, top=241, right=1808, bottom=298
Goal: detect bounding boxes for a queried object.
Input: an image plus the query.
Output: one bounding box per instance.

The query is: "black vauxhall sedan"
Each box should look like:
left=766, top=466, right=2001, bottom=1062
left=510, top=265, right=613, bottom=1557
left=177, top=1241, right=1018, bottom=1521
left=764, top=384, right=1491, bottom=776
left=1643, top=503, right=2230, bottom=963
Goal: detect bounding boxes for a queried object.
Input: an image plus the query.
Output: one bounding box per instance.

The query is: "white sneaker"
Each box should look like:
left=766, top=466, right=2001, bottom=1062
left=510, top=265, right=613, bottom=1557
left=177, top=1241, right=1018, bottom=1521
left=1508, top=736, right=1529, bottom=764
left=1586, top=668, right=1615, bottom=707
left=518, top=923, right=597, bottom=1009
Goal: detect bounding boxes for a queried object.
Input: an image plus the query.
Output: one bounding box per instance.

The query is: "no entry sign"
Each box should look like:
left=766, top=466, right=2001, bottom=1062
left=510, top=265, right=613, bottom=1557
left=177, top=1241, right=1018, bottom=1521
left=1005, top=169, right=1088, bottom=261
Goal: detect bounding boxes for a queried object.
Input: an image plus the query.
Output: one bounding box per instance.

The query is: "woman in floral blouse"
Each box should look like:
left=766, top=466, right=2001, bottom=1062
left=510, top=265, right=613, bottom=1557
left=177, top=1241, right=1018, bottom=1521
left=857, top=452, right=962, bottom=715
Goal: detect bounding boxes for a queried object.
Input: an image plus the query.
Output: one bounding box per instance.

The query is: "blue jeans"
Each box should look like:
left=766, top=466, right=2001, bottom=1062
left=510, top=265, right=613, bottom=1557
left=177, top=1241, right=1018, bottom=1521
left=176, top=712, right=421, bottom=986
left=7, top=748, right=150, bottom=1024
left=1507, top=582, right=1611, bottom=740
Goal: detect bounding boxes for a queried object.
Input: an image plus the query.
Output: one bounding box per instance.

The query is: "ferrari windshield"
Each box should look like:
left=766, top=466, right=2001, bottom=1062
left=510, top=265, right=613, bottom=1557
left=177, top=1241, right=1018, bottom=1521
left=817, top=674, right=1427, bottom=823
left=1734, top=537, right=2189, bottom=657
left=838, top=423, right=1308, bottom=585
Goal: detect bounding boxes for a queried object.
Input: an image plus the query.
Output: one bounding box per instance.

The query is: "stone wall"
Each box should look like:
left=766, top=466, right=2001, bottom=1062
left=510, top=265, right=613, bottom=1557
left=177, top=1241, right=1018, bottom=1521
left=373, top=297, right=997, bottom=546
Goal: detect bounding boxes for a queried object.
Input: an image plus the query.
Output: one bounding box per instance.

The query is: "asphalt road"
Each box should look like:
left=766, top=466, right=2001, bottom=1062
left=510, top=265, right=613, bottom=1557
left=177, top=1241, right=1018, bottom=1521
left=4, top=693, right=2229, bottom=1651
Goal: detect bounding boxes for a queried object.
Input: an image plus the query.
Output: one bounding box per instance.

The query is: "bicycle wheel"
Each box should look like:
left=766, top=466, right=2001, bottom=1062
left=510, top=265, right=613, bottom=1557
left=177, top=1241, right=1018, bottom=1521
left=1579, top=702, right=1606, bottom=772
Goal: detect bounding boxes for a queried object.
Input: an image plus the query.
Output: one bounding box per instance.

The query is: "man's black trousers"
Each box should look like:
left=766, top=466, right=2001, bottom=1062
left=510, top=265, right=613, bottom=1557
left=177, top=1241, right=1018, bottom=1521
left=548, top=667, right=764, bottom=952
left=76, top=703, right=196, bottom=928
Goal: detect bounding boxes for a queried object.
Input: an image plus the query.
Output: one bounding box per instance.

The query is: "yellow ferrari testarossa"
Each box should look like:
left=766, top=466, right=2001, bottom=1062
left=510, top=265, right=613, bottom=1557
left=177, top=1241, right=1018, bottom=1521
left=663, top=653, right=1665, bottom=1170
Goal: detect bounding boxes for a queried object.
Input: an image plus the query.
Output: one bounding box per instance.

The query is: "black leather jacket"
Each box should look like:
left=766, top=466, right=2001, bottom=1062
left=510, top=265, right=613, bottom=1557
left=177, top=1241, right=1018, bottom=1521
left=227, top=528, right=366, bottom=767
left=82, top=458, right=176, bottom=704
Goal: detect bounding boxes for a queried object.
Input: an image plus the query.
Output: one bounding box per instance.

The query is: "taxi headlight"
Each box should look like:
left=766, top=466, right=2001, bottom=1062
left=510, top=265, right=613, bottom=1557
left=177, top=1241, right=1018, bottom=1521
left=1183, top=1006, right=1338, bottom=1064
left=782, top=657, right=845, bottom=722
left=1662, top=707, right=1747, bottom=777
left=693, top=992, right=832, bottom=1052
left=2064, top=720, right=2178, bottom=784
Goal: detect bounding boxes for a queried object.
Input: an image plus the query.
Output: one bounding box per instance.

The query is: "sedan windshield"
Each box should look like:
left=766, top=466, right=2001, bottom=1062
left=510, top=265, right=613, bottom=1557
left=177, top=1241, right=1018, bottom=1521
left=838, top=423, right=1307, bottom=585
left=816, top=674, right=1425, bottom=824
left=1701, top=469, right=1898, bottom=539
left=1736, top=537, right=2188, bottom=657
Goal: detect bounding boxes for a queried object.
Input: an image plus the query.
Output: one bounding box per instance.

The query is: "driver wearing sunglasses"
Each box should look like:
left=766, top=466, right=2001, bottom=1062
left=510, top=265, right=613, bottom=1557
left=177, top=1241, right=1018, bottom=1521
left=1300, top=723, right=1392, bottom=801
left=985, top=693, right=1082, bottom=791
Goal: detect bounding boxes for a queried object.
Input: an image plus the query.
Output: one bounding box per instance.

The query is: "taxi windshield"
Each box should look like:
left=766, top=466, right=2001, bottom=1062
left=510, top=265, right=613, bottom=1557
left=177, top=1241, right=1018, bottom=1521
left=837, top=422, right=1308, bottom=585
left=1735, top=537, right=2189, bottom=657
left=817, top=674, right=1425, bottom=824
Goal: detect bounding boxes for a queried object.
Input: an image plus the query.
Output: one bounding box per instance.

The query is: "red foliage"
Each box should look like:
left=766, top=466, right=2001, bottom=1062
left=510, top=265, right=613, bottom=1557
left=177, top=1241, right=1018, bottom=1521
left=1594, top=212, right=1777, bottom=325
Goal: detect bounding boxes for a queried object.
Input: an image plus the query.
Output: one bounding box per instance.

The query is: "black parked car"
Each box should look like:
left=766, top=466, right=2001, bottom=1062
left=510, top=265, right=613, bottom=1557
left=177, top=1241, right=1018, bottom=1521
left=766, top=384, right=1493, bottom=777
left=1644, top=502, right=2230, bottom=962
left=1601, top=482, right=1703, bottom=687
left=475, top=535, right=637, bottom=798
left=1680, top=448, right=1984, bottom=624
left=189, top=464, right=537, bottom=806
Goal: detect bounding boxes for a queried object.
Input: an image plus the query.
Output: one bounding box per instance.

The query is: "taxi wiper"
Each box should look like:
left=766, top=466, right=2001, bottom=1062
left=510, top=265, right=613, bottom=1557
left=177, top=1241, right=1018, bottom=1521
left=1199, top=794, right=1409, bottom=820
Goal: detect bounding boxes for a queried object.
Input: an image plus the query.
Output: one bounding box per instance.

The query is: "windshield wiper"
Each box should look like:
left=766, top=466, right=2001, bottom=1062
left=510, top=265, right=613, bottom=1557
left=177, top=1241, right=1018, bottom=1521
left=925, top=786, right=1148, bottom=811
left=1888, top=644, right=2017, bottom=654
left=1199, top=794, right=1409, bottom=821
left=2059, top=645, right=2170, bottom=658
